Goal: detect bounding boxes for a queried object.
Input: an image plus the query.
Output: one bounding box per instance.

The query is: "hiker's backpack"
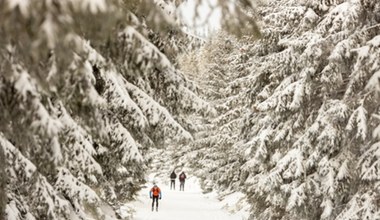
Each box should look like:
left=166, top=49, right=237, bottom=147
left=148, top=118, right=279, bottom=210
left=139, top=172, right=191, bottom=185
left=152, top=186, right=160, bottom=196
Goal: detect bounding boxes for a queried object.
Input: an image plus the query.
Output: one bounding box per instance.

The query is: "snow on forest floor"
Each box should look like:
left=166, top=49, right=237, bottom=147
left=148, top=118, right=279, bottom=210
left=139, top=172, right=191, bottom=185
left=120, top=177, right=249, bottom=220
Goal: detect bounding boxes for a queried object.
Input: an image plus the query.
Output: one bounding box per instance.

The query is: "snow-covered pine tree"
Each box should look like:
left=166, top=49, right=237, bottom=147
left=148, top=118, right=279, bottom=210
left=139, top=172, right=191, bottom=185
left=0, top=0, right=218, bottom=219
left=336, top=19, right=380, bottom=220
left=178, top=0, right=380, bottom=219
left=177, top=32, right=253, bottom=193
left=235, top=0, right=380, bottom=219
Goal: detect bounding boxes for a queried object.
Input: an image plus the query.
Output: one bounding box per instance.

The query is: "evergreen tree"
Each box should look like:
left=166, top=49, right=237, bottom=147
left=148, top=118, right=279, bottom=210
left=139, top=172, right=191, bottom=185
left=0, top=0, right=221, bottom=219
left=239, top=0, right=380, bottom=219
left=180, top=0, right=380, bottom=219
left=0, top=0, right=260, bottom=218
left=178, top=32, right=252, bottom=192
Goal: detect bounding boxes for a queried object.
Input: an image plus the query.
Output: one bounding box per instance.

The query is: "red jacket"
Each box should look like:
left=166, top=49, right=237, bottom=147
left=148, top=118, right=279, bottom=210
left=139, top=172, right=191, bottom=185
left=150, top=186, right=161, bottom=198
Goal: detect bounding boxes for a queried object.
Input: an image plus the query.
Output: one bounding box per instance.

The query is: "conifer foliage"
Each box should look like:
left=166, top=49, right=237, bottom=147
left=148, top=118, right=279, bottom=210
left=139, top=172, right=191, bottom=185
left=0, top=0, right=214, bottom=219
left=178, top=32, right=251, bottom=192
left=180, top=0, right=380, bottom=219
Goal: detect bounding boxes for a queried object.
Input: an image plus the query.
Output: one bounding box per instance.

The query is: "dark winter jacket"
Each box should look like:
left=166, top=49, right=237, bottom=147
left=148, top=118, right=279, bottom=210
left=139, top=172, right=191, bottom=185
left=170, top=171, right=176, bottom=180
left=179, top=172, right=186, bottom=182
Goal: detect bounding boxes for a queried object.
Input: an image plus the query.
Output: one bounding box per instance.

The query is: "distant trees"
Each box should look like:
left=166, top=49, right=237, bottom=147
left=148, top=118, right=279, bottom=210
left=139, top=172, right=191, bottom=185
left=180, top=0, right=380, bottom=219
left=178, top=32, right=251, bottom=192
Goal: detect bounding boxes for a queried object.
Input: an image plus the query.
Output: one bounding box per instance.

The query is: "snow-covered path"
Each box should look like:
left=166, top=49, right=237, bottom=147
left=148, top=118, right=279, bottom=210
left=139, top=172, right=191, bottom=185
left=123, top=178, right=246, bottom=220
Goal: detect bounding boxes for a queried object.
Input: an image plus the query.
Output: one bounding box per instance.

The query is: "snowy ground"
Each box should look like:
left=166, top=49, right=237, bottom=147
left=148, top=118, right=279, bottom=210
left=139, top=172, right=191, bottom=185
left=121, top=177, right=248, bottom=220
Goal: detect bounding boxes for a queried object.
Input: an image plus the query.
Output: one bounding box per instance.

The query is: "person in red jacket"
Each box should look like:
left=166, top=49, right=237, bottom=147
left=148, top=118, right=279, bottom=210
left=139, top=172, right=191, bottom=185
left=149, top=184, right=162, bottom=211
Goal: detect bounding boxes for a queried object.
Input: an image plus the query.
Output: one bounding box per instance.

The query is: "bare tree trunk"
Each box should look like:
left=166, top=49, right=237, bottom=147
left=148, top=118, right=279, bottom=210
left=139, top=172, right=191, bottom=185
left=0, top=145, right=6, bottom=219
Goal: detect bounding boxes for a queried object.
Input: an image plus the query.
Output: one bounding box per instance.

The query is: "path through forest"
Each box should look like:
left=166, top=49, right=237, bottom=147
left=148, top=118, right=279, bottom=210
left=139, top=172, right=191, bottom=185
left=121, top=178, right=248, bottom=220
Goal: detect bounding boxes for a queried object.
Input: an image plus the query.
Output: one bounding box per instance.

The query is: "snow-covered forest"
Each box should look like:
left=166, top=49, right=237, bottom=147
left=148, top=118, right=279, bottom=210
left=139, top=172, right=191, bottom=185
left=0, top=0, right=253, bottom=219
left=1, top=0, right=380, bottom=219
left=178, top=0, right=380, bottom=219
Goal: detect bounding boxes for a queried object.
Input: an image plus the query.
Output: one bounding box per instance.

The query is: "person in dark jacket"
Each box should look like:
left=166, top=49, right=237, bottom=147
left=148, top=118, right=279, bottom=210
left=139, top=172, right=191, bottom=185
left=179, top=171, right=187, bottom=191
left=170, top=170, right=177, bottom=190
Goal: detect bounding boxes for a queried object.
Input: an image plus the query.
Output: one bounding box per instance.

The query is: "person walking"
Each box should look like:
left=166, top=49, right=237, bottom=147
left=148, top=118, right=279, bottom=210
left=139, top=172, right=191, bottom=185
left=179, top=171, right=187, bottom=191
left=149, top=183, right=162, bottom=211
left=170, top=170, right=177, bottom=190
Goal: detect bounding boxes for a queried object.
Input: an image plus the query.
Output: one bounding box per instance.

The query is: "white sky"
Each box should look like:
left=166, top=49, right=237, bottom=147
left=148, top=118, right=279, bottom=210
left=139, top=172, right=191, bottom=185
left=178, top=0, right=222, bottom=37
